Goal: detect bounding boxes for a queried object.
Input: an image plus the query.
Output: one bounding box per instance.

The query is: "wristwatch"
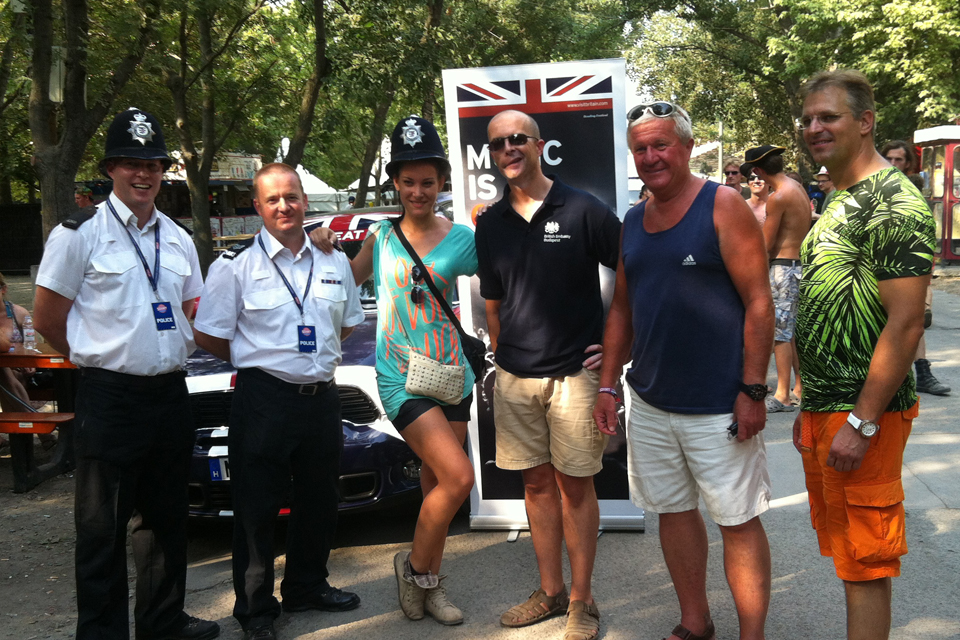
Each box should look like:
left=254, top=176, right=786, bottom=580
left=847, top=413, right=879, bottom=438
left=739, top=381, right=767, bottom=402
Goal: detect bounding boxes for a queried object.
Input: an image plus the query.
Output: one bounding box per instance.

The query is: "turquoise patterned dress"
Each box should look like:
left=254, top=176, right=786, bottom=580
left=369, top=219, right=479, bottom=419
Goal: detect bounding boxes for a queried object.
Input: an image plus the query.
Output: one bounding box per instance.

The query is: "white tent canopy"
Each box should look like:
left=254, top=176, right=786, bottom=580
left=298, top=165, right=351, bottom=212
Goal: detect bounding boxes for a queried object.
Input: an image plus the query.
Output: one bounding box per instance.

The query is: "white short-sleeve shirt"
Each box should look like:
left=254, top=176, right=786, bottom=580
left=194, top=227, right=364, bottom=384
left=35, top=193, right=203, bottom=375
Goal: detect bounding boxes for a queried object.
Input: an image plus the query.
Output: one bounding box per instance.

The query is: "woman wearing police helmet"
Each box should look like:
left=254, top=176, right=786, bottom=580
left=314, top=115, right=477, bottom=625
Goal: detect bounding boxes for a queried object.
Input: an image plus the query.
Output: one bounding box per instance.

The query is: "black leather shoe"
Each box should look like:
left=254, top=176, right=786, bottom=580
left=283, top=586, right=361, bottom=612
left=154, top=616, right=220, bottom=640
left=243, top=622, right=276, bottom=640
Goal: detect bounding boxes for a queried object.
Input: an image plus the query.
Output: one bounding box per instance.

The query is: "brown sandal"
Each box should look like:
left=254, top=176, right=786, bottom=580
left=663, top=622, right=716, bottom=640
left=500, top=585, right=569, bottom=627
left=564, top=600, right=600, bottom=640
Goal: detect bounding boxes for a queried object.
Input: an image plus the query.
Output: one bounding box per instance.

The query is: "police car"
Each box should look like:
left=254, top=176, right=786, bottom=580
left=185, top=208, right=424, bottom=517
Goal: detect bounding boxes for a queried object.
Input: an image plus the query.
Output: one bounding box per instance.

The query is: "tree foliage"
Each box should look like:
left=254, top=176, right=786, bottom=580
left=9, top=0, right=629, bottom=251
left=624, top=0, right=960, bottom=175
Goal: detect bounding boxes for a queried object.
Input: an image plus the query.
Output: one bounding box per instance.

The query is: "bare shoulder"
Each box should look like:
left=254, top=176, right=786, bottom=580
left=714, top=182, right=754, bottom=221
left=781, top=179, right=812, bottom=207
left=13, top=302, right=29, bottom=323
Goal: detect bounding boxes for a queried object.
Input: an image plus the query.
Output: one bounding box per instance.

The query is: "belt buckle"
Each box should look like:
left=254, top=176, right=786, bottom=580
left=298, top=383, right=318, bottom=396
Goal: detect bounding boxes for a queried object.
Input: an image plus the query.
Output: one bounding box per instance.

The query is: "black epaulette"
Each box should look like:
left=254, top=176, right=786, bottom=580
left=221, top=236, right=255, bottom=260
left=62, top=205, right=98, bottom=230
left=170, top=217, right=193, bottom=235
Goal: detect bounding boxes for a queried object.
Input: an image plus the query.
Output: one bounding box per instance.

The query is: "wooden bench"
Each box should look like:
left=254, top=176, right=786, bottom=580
left=0, top=413, right=75, bottom=493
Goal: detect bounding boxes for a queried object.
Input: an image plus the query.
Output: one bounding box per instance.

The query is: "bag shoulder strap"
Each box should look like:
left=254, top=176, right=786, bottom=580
left=391, top=219, right=470, bottom=340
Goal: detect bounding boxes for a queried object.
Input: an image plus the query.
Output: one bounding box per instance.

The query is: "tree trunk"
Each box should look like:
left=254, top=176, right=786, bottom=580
left=28, top=0, right=161, bottom=239
left=282, top=0, right=329, bottom=168
left=354, top=86, right=394, bottom=208
left=419, top=0, right=443, bottom=121
left=185, top=158, right=213, bottom=275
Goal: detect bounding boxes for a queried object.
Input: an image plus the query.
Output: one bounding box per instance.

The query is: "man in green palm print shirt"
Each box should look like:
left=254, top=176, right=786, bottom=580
left=794, top=70, right=934, bottom=640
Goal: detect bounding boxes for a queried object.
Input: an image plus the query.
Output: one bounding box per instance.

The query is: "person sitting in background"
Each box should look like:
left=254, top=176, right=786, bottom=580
left=1, top=273, right=58, bottom=450
left=0, top=271, right=38, bottom=412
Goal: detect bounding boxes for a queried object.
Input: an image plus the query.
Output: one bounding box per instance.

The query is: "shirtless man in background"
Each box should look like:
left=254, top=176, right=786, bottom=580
left=742, top=145, right=812, bottom=411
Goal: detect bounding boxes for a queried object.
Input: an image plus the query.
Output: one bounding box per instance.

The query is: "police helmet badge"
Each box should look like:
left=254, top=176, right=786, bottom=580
left=401, top=118, right=423, bottom=147
left=385, top=115, right=449, bottom=178
left=127, top=112, right=156, bottom=146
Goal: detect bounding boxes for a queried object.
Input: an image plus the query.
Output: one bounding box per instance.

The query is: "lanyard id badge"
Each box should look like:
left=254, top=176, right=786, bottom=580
left=152, top=301, right=177, bottom=331
left=259, top=235, right=317, bottom=353
left=298, top=324, right=317, bottom=353
left=107, top=199, right=170, bottom=332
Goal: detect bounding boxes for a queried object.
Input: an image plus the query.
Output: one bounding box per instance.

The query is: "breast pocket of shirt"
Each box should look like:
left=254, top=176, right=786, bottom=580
left=90, top=251, right=144, bottom=309
left=242, top=287, right=294, bottom=344
left=313, top=275, right=347, bottom=323
left=159, top=253, right=191, bottom=301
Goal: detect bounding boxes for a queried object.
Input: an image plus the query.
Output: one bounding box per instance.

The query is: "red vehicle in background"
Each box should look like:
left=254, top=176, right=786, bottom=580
left=916, top=125, right=960, bottom=263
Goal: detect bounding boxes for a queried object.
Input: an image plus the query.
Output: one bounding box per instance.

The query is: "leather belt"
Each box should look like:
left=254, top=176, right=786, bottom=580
left=240, top=367, right=333, bottom=396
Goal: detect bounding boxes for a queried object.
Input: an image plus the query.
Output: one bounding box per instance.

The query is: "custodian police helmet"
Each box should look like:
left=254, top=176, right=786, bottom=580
left=99, top=108, right=172, bottom=177
left=385, top=115, right=450, bottom=178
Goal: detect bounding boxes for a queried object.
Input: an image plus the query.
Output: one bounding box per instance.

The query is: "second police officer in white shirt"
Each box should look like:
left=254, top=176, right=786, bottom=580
left=193, top=163, right=364, bottom=640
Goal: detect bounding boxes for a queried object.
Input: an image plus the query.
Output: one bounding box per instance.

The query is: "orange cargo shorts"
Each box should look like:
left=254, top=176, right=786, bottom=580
left=800, top=402, right=917, bottom=581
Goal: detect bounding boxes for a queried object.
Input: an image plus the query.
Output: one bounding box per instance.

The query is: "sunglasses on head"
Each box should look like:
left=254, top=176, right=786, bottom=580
left=410, top=265, right=425, bottom=305
left=627, top=102, right=677, bottom=122
left=488, top=133, right=538, bottom=152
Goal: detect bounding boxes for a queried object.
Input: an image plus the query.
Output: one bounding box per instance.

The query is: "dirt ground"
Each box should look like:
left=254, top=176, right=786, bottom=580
left=0, top=457, right=78, bottom=639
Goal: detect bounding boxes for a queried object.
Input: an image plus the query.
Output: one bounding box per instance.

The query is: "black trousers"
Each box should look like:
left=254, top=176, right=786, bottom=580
left=73, top=368, right=195, bottom=640
left=230, top=368, right=343, bottom=629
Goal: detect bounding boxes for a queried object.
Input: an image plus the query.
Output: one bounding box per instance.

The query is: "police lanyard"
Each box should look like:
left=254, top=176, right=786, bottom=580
left=258, top=234, right=313, bottom=320
left=107, top=199, right=161, bottom=300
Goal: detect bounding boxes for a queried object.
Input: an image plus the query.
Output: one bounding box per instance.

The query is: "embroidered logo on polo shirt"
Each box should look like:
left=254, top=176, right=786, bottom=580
left=543, top=221, right=571, bottom=243
left=682, top=254, right=696, bottom=266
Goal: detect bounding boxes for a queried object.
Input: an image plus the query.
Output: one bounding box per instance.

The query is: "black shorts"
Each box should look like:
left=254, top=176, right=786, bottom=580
left=392, top=394, right=474, bottom=431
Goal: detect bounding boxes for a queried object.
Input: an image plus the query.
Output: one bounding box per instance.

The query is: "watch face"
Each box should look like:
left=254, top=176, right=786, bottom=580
left=860, top=422, right=878, bottom=437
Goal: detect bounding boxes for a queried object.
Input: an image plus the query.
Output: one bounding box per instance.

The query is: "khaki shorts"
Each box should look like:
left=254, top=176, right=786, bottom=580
left=493, top=364, right=607, bottom=477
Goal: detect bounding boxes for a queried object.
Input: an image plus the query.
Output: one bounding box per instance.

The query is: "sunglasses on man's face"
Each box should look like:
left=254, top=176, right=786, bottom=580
left=488, top=133, right=538, bottom=152
left=410, top=265, right=425, bottom=305
left=749, top=175, right=764, bottom=183
left=724, top=170, right=741, bottom=176
left=627, top=102, right=677, bottom=122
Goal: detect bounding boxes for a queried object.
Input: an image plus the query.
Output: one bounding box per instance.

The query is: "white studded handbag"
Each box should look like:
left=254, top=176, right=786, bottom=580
left=405, top=350, right=466, bottom=405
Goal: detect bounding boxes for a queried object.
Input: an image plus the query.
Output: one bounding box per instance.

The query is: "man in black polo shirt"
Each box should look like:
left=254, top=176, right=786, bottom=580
left=476, top=110, right=620, bottom=640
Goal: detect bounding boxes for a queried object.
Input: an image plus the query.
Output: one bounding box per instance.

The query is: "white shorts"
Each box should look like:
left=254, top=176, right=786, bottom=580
left=626, top=389, right=771, bottom=526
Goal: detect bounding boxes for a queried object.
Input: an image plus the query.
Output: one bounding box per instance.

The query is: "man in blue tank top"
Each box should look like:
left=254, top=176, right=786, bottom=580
left=593, top=102, right=775, bottom=640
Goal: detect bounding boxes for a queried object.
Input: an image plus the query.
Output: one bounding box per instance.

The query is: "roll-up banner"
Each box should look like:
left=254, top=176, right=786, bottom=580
left=442, top=59, right=644, bottom=531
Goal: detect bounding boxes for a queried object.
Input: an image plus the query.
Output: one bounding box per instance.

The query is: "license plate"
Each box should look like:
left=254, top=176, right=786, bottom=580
left=209, top=458, right=230, bottom=482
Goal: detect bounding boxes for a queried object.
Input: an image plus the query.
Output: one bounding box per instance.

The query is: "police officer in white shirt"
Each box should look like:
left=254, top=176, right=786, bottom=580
left=193, top=163, right=364, bottom=640
left=33, top=109, right=219, bottom=640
